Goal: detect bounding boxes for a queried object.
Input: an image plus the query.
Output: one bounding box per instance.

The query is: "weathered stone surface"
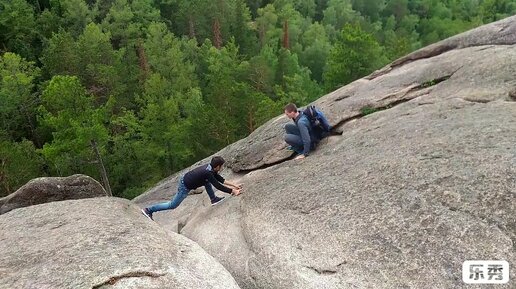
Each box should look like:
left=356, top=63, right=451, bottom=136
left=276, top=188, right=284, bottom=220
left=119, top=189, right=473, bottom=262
left=0, top=197, right=240, bottom=289
left=135, top=17, right=516, bottom=289
left=0, top=174, right=107, bottom=215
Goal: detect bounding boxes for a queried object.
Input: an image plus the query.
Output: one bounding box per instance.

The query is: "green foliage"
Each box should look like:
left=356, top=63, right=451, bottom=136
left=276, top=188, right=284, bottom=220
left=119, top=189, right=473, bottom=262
left=41, top=30, right=80, bottom=77
left=101, top=0, right=160, bottom=48
left=60, top=0, right=96, bottom=37
left=38, top=75, right=109, bottom=177
left=232, top=0, right=259, bottom=56
left=480, top=0, right=516, bottom=22
left=143, top=23, right=197, bottom=92
left=360, top=106, right=379, bottom=116
left=322, top=0, right=361, bottom=32
left=299, top=22, right=331, bottom=83
left=256, top=4, right=281, bottom=48
left=0, top=0, right=38, bottom=59
left=0, top=135, right=45, bottom=197
left=77, top=23, right=121, bottom=100
left=275, top=48, right=322, bottom=104
left=323, top=24, right=387, bottom=91
left=0, top=53, right=40, bottom=142
left=352, top=0, right=385, bottom=22
left=248, top=45, right=278, bottom=96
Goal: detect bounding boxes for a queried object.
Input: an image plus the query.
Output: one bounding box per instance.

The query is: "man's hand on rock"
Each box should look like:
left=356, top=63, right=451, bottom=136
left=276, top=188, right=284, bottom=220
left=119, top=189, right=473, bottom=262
left=232, top=188, right=242, bottom=196
left=294, top=154, right=305, bottom=160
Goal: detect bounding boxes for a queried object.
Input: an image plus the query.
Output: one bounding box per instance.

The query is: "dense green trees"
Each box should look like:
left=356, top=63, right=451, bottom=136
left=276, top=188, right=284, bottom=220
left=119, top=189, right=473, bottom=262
left=0, top=0, right=513, bottom=198
left=324, top=24, right=387, bottom=90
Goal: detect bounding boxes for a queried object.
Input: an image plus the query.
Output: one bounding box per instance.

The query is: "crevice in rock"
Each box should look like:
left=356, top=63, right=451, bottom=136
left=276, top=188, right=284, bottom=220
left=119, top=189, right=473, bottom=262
left=461, top=98, right=492, bottom=104
left=344, top=91, right=421, bottom=123
left=305, top=266, right=337, bottom=275
left=92, top=271, right=166, bottom=288
left=417, top=102, right=434, bottom=106
left=476, top=46, right=495, bottom=52
left=355, top=75, right=452, bottom=118
left=499, top=24, right=510, bottom=33
left=507, top=89, right=516, bottom=101
left=368, top=42, right=509, bottom=80
left=290, top=203, right=323, bottom=215
left=417, top=75, right=451, bottom=88
left=335, top=94, right=352, bottom=102
left=327, top=115, right=362, bottom=134
left=178, top=220, right=187, bottom=234
left=49, top=222, right=67, bottom=230
left=367, top=45, right=455, bottom=79
left=261, top=134, right=277, bottom=142
left=234, top=153, right=298, bottom=174
left=391, top=44, right=456, bottom=69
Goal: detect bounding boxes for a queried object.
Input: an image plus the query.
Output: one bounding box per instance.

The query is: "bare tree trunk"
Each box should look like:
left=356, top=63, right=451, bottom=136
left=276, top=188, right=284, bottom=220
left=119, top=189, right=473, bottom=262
left=213, top=18, right=222, bottom=49
left=282, top=20, right=289, bottom=49
left=0, top=158, right=11, bottom=195
left=91, top=140, right=112, bottom=197
left=136, top=38, right=150, bottom=82
left=248, top=109, right=255, bottom=133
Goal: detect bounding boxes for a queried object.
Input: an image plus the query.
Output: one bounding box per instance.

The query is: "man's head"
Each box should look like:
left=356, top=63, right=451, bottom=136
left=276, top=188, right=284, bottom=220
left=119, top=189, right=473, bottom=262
left=210, top=156, right=225, bottom=172
left=284, top=103, right=299, bottom=119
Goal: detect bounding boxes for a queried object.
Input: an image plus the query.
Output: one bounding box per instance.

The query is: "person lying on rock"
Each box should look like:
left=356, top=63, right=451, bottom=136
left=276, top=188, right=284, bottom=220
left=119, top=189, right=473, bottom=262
left=141, top=156, right=242, bottom=221
left=283, top=103, right=332, bottom=160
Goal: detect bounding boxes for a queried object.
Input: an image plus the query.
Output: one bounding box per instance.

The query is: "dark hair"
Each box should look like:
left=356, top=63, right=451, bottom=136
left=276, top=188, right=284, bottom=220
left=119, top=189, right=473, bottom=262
left=210, top=156, right=225, bottom=168
left=284, top=103, right=297, bottom=113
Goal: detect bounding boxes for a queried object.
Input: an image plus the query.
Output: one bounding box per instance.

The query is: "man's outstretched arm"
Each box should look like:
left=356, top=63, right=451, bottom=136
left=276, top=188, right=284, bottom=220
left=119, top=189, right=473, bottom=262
left=224, top=180, right=242, bottom=189
left=208, top=174, right=233, bottom=194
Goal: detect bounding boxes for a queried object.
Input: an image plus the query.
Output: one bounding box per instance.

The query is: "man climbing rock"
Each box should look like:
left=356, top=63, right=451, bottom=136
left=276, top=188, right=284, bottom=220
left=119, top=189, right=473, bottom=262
left=141, top=156, right=241, bottom=220
left=283, top=103, right=332, bottom=160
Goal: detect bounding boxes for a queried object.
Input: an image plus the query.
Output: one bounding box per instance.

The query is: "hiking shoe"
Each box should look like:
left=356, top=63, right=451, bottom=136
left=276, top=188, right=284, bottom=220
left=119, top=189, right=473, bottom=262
left=141, top=208, right=153, bottom=221
left=211, top=196, right=226, bottom=206
left=287, top=146, right=303, bottom=155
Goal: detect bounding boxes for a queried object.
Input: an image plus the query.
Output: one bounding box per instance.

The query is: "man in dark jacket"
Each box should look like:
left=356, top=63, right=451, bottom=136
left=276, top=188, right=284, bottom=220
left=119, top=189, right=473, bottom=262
left=283, top=103, right=332, bottom=160
left=141, top=156, right=241, bottom=220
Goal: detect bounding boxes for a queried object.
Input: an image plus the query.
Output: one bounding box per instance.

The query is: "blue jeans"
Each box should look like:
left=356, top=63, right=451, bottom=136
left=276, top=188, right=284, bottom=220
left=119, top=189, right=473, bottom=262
left=284, top=123, right=305, bottom=154
left=147, top=177, right=218, bottom=213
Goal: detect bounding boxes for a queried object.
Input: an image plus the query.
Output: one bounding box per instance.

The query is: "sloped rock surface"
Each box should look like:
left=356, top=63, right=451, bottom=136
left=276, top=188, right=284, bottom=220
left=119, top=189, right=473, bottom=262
left=0, top=197, right=241, bottom=289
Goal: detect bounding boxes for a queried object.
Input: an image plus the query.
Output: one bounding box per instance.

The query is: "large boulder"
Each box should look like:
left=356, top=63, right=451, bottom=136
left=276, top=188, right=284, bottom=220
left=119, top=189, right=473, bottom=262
left=0, top=174, right=107, bottom=215
left=135, top=16, right=516, bottom=289
left=0, top=197, right=241, bottom=289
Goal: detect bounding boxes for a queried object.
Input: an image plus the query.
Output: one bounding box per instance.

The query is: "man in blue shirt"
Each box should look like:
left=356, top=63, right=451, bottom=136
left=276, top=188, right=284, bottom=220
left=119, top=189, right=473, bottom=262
left=283, top=103, right=332, bottom=160
left=141, top=156, right=241, bottom=220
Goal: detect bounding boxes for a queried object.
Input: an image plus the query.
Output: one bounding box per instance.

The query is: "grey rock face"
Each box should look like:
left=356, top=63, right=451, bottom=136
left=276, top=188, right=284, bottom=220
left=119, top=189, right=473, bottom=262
left=136, top=16, right=516, bottom=289
left=0, top=174, right=107, bottom=215
left=0, top=197, right=241, bottom=289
